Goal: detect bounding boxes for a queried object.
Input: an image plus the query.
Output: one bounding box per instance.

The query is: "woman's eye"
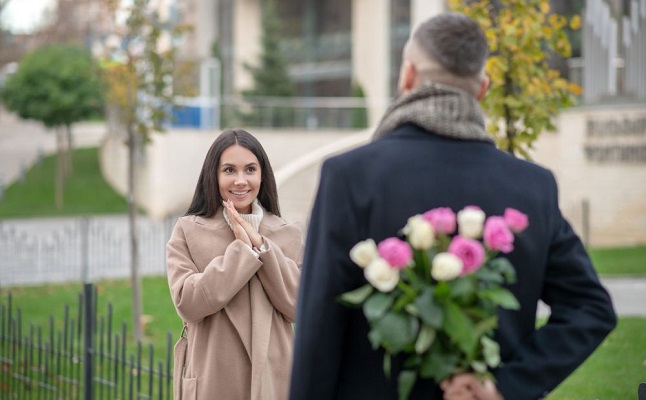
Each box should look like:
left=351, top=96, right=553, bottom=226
left=246, top=166, right=257, bottom=173
left=223, top=167, right=234, bottom=173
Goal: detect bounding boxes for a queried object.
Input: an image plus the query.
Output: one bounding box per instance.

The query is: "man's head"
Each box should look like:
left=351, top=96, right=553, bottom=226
left=398, top=12, right=490, bottom=99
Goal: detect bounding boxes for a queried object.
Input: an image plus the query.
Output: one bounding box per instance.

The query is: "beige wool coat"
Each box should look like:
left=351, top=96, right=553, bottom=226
left=166, top=209, right=303, bottom=400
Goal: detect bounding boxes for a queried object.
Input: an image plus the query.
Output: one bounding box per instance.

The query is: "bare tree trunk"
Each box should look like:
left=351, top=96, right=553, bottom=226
left=55, top=127, right=65, bottom=209
left=503, top=59, right=517, bottom=156
left=127, top=123, right=143, bottom=342
left=64, top=124, right=73, bottom=177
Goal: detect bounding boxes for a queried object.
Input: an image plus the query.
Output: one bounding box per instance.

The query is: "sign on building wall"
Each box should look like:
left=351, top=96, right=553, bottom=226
left=585, top=115, right=646, bottom=163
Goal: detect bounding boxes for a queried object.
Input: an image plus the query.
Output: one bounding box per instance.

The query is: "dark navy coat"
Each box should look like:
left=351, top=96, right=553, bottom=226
left=289, top=124, right=616, bottom=400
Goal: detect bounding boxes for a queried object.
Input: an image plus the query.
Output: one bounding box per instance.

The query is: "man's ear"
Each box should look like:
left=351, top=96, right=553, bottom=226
left=398, top=60, right=416, bottom=94
left=476, top=75, right=490, bottom=101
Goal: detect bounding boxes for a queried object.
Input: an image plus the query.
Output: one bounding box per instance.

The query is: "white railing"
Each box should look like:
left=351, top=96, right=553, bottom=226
left=0, top=215, right=177, bottom=287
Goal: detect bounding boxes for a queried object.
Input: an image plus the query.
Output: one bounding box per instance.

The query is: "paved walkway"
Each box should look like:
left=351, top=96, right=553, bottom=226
left=537, top=276, right=645, bottom=317
left=0, top=109, right=644, bottom=316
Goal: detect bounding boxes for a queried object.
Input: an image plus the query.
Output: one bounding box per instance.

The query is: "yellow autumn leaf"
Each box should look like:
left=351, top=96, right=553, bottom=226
left=553, top=78, right=567, bottom=89
left=549, top=14, right=567, bottom=29
left=570, top=15, right=581, bottom=30
left=485, top=29, right=497, bottom=46
left=542, top=26, right=553, bottom=37
left=539, top=0, right=550, bottom=14
left=485, top=57, right=498, bottom=74
left=568, top=83, right=583, bottom=96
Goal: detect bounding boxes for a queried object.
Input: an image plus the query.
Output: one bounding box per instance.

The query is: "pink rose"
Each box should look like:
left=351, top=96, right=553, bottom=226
left=377, top=237, right=413, bottom=269
left=448, top=236, right=485, bottom=274
left=504, top=208, right=529, bottom=233
left=483, top=216, right=514, bottom=253
left=423, top=207, right=457, bottom=234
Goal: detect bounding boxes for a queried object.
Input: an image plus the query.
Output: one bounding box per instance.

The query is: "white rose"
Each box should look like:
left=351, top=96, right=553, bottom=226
left=431, top=252, right=463, bottom=281
left=457, top=207, right=486, bottom=239
left=406, top=216, right=435, bottom=250
left=364, top=258, right=400, bottom=292
left=350, top=239, right=379, bottom=268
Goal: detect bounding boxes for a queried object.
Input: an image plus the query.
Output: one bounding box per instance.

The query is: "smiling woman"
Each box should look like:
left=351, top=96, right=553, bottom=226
left=218, top=144, right=262, bottom=214
left=165, top=128, right=304, bottom=400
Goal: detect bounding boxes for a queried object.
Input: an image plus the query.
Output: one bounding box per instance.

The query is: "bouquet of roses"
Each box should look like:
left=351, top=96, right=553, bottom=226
left=339, top=206, right=528, bottom=400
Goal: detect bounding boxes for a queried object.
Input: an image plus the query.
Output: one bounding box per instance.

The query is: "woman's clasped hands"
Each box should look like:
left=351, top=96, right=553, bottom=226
left=223, top=199, right=264, bottom=250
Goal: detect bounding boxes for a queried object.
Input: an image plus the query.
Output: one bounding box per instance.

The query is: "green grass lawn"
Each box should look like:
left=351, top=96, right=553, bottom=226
left=0, top=277, right=181, bottom=362
left=589, top=245, right=646, bottom=276
left=0, top=147, right=128, bottom=218
left=1, top=277, right=644, bottom=399
left=547, top=317, right=646, bottom=399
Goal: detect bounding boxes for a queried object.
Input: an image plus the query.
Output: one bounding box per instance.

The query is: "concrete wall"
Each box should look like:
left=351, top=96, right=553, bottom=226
left=100, top=104, right=646, bottom=247
left=532, top=105, right=646, bottom=247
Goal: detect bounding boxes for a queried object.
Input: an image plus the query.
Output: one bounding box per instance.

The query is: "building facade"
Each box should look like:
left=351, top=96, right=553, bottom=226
left=181, top=0, right=446, bottom=126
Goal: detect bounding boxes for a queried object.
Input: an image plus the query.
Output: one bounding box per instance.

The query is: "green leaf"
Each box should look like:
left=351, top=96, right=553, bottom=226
left=449, top=276, right=476, bottom=302
left=444, top=301, right=478, bottom=355
left=364, top=292, right=395, bottom=322
left=474, top=316, right=499, bottom=338
left=415, top=325, right=436, bottom=354
left=470, top=360, right=488, bottom=374
left=488, top=258, right=517, bottom=284
left=404, top=303, right=420, bottom=316
left=338, top=284, right=373, bottom=305
left=479, top=287, right=520, bottom=310
left=375, top=311, right=420, bottom=353
left=420, top=347, right=459, bottom=382
left=434, top=281, right=451, bottom=299
left=398, top=370, right=417, bottom=400
left=368, top=328, right=383, bottom=350
left=481, top=336, right=501, bottom=368
left=383, top=353, right=392, bottom=378
left=392, top=279, right=419, bottom=311
left=474, top=267, right=504, bottom=284
left=414, top=288, right=444, bottom=328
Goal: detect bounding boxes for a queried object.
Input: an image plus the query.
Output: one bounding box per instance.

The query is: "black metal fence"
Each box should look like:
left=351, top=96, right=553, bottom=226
left=0, top=284, right=174, bottom=400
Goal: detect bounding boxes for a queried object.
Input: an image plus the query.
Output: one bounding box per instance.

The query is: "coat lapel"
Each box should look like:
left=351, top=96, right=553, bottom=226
left=249, top=218, right=286, bottom=400
left=224, top=292, right=253, bottom=361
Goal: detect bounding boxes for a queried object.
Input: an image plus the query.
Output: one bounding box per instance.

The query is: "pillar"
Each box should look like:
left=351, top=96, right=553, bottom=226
left=352, top=0, right=391, bottom=127
left=410, top=0, right=446, bottom=30
left=233, top=0, right=261, bottom=92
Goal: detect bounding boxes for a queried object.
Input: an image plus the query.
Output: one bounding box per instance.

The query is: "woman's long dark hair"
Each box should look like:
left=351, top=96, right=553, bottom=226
left=185, top=128, right=281, bottom=217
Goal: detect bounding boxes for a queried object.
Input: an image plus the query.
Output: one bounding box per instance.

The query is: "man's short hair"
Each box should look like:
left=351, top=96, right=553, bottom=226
left=413, top=12, right=489, bottom=78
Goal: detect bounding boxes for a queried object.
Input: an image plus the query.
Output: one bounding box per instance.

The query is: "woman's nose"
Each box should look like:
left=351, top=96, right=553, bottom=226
left=234, top=173, right=246, bottom=185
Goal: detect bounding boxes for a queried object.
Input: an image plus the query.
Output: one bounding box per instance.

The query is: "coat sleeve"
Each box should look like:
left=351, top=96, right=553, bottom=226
left=289, top=158, right=364, bottom=400
left=166, top=219, right=263, bottom=323
left=494, top=174, right=617, bottom=400
left=255, top=227, right=303, bottom=322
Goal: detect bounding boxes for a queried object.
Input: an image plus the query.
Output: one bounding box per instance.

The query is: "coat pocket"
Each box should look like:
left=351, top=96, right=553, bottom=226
left=181, top=378, right=197, bottom=399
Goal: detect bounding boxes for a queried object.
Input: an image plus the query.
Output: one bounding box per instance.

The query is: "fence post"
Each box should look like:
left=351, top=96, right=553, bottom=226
left=83, top=283, right=94, bottom=400
left=581, top=198, right=590, bottom=247
left=80, top=217, right=89, bottom=283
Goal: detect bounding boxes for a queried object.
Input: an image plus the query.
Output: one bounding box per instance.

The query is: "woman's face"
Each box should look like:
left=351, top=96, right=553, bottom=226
left=218, top=144, right=262, bottom=214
